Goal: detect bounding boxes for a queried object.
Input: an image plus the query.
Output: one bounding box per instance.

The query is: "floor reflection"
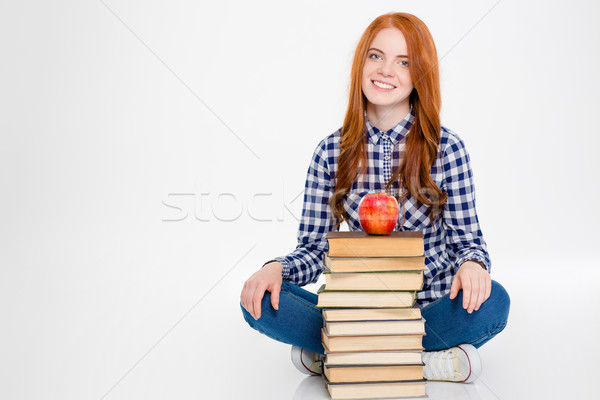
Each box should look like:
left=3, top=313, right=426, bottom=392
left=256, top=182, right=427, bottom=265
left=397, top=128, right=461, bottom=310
left=426, top=381, right=481, bottom=400
left=292, top=375, right=329, bottom=400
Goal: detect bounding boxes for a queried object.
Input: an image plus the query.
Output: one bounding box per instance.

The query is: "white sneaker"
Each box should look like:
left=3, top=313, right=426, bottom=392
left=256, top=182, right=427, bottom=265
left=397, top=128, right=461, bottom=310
left=422, top=344, right=481, bottom=383
left=291, top=346, right=323, bottom=375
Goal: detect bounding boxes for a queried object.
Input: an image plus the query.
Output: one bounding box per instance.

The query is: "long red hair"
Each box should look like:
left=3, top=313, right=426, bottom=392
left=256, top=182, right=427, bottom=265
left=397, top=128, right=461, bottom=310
left=330, top=12, right=447, bottom=229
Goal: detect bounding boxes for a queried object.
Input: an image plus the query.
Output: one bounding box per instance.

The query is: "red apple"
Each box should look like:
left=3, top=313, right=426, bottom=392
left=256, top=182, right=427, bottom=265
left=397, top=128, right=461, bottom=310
left=358, top=192, right=399, bottom=235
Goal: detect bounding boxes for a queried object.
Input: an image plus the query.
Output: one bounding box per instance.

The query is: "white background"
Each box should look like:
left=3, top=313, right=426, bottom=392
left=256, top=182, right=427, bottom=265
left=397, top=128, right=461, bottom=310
left=1, top=0, right=599, bottom=399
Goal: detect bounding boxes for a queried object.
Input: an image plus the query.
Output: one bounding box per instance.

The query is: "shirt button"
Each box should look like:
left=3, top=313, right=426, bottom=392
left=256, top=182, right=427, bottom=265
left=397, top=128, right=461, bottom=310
left=384, top=155, right=390, bottom=161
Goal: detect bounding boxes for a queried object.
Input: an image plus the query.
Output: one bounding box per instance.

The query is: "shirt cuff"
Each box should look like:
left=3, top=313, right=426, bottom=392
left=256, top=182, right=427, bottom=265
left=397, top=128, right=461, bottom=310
left=455, top=253, right=491, bottom=273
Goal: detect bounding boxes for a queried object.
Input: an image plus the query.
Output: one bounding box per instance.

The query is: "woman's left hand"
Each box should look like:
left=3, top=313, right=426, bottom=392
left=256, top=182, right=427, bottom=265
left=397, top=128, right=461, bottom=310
left=449, top=261, right=491, bottom=314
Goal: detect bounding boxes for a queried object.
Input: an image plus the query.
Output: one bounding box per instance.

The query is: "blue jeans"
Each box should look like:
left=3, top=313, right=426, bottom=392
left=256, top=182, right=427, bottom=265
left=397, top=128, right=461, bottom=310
left=240, top=280, right=510, bottom=355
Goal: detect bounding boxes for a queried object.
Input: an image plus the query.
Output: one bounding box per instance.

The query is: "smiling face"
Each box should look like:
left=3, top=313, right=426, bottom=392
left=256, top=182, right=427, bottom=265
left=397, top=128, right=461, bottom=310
left=361, top=28, right=414, bottom=127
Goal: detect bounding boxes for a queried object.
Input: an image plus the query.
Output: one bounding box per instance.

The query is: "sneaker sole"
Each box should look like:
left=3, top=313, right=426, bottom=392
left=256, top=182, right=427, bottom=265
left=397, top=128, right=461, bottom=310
left=291, top=346, right=320, bottom=375
left=457, top=344, right=481, bottom=383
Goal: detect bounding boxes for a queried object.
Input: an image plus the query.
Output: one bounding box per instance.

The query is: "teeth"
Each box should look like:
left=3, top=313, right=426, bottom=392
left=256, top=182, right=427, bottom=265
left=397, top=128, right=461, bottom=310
left=373, top=81, right=395, bottom=89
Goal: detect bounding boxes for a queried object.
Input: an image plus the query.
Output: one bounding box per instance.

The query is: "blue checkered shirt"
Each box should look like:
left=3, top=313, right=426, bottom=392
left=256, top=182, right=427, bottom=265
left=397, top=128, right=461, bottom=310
left=274, top=107, right=491, bottom=307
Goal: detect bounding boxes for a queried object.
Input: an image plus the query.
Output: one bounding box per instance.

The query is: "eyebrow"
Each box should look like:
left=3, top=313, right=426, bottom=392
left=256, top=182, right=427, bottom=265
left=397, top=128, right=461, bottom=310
left=368, top=47, right=409, bottom=58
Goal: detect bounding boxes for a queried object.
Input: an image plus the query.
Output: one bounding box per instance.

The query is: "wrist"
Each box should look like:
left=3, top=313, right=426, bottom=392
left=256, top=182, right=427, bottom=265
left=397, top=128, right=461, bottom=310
left=461, top=260, right=487, bottom=271
left=262, top=260, right=283, bottom=274
left=262, top=259, right=279, bottom=268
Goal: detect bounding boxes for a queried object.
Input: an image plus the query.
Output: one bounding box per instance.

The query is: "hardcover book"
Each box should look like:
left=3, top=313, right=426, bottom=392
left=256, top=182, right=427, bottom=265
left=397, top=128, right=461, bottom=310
left=325, top=231, right=424, bottom=257
left=323, top=376, right=427, bottom=400
left=322, top=329, right=424, bottom=352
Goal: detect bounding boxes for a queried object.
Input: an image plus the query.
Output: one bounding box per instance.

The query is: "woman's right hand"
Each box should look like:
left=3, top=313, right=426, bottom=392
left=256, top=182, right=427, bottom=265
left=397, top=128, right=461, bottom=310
left=240, top=261, right=283, bottom=320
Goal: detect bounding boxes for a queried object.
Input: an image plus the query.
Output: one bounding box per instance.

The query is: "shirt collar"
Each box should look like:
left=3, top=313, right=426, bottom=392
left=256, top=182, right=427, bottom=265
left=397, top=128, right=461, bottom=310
left=365, top=106, right=415, bottom=145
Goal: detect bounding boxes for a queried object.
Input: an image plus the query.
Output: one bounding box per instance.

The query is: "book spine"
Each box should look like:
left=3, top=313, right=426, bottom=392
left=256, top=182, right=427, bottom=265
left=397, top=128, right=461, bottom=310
left=327, top=238, right=424, bottom=257
left=320, top=234, right=426, bottom=391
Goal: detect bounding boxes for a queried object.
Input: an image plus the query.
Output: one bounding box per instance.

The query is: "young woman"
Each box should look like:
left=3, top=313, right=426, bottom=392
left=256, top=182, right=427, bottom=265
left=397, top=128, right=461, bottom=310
left=240, top=12, right=510, bottom=383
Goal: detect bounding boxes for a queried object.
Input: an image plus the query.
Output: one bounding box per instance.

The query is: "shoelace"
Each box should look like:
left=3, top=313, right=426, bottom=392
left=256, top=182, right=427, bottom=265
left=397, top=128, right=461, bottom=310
left=423, top=349, right=456, bottom=380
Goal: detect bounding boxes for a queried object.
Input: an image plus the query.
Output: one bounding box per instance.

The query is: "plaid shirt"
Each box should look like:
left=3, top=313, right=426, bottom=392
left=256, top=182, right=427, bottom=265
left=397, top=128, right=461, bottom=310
left=274, top=107, right=491, bottom=307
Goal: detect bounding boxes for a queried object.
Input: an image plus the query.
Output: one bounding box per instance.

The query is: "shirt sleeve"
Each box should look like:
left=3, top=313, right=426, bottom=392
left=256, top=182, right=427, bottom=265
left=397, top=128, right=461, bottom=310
left=441, top=134, right=492, bottom=273
left=272, top=139, right=336, bottom=285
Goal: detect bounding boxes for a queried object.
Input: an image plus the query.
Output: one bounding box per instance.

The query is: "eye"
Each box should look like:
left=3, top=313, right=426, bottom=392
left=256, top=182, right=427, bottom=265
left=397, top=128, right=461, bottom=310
left=399, top=60, right=409, bottom=68
left=368, top=53, right=382, bottom=60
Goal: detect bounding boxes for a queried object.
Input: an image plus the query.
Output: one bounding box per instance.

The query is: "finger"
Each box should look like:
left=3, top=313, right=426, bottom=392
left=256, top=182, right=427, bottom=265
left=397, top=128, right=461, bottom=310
left=461, top=279, right=472, bottom=310
left=484, top=276, right=492, bottom=303
left=240, top=282, right=250, bottom=313
left=449, top=276, right=460, bottom=300
left=252, top=286, right=265, bottom=320
left=240, top=283, right=246, bottom=304
left=245, top=284, right=256, bottom=319
left=467, top=277, right=479, bottom=313
left=477, top=275, right=492, bottom=310
left=474, top=274, right=486, bottom=311
left=270, top=283, right=281, bottom=311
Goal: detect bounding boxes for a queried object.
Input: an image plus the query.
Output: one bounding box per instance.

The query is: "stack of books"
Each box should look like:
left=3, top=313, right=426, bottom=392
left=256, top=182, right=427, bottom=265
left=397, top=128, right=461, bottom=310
left=317, top=231, right=427, bottom=400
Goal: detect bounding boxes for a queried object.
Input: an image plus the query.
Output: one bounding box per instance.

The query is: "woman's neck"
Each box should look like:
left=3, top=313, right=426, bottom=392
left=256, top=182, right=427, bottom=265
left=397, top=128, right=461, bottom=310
left=366, top=103, right=411, bottom=132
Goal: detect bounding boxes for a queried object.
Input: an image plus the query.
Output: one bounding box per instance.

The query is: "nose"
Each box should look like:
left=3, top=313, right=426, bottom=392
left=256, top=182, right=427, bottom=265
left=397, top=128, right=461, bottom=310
left=378, top=60, right=395, bottom=77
